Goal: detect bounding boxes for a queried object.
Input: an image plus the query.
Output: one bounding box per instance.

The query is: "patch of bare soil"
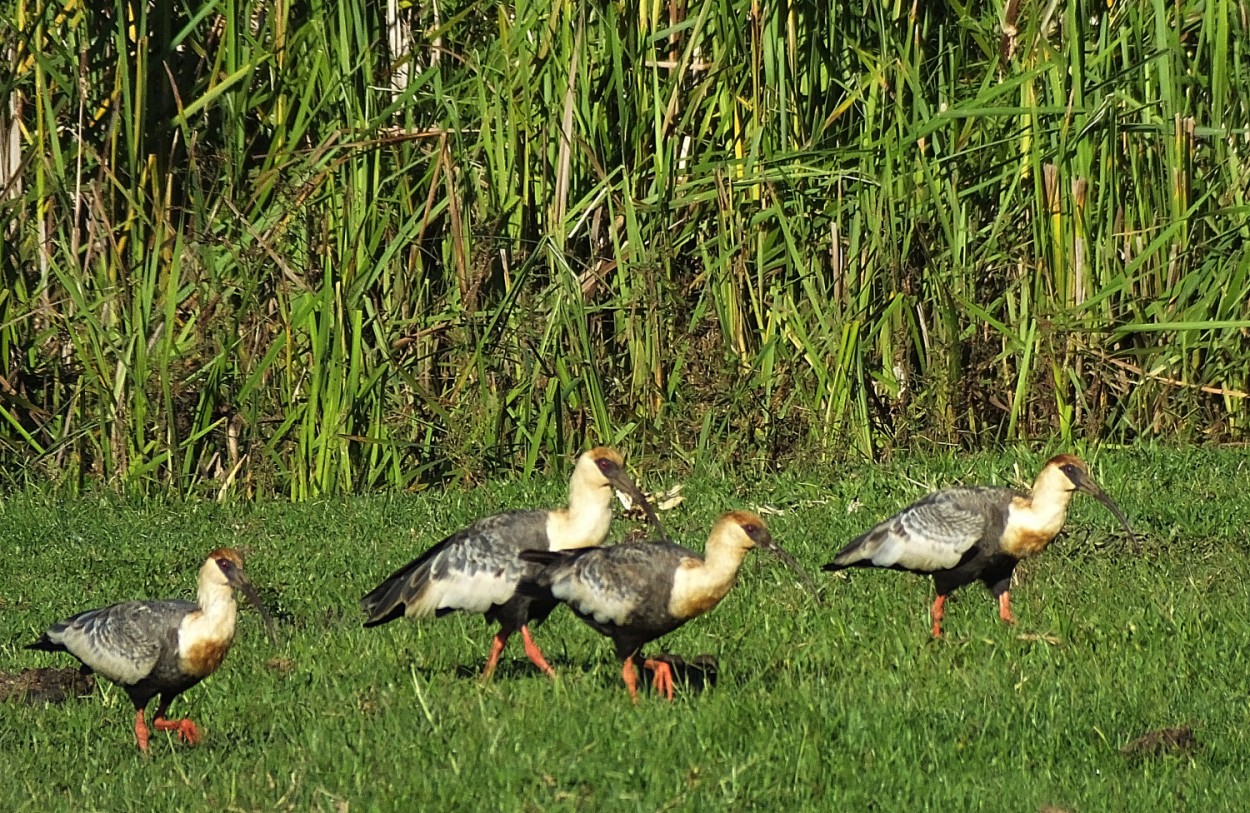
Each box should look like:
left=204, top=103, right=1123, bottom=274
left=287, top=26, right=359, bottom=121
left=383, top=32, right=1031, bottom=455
left=1120, top=726, right=1198, bottom=758
left=0, top=668, right=94, bottom=704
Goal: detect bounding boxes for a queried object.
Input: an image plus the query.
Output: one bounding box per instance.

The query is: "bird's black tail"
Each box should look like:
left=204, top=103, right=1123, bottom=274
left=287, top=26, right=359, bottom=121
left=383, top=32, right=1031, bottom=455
left=25, top=634, right=66, bottom=653
left=515, top=549, right=577, bottom=599
left=518, top=550, right=567, bottom=568
left=821, top=531, right=878, bottom=572
left=360, top=555, right=436, bottom=628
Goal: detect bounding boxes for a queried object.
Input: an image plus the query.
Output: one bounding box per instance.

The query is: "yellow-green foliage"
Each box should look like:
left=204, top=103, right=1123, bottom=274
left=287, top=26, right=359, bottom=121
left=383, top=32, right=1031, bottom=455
left=1, top=0, right=1247, bottom=495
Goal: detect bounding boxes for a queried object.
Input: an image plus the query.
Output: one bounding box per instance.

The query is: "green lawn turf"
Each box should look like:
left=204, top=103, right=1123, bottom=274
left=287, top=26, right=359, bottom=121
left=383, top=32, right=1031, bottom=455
left=2, top=445, right=1248, bottom=811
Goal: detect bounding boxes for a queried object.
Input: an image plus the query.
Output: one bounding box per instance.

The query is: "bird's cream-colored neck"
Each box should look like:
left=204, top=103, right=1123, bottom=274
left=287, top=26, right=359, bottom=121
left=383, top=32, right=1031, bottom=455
left=1002, top=465, right=1076, bottom=557
left=197, top=581, right=238, bottom=619
left=546, top=457, right=614, bottom=550
left=178, top=565, right=239, bottom=668
left=667, top=528, right=752, bottom=619
left=1028, top=464, right=1078, bottom=524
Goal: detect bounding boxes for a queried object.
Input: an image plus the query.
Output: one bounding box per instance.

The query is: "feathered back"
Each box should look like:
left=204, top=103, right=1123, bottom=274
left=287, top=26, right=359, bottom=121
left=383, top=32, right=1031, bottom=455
left=361, top=510, right=549, bottom=626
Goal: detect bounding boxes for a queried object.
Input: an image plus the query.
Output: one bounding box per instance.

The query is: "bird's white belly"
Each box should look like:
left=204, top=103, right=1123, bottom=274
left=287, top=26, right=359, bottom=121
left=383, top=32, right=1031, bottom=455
left=872, top=536, right=965, bottom=571
left=420, top=570, right=517, bottom=615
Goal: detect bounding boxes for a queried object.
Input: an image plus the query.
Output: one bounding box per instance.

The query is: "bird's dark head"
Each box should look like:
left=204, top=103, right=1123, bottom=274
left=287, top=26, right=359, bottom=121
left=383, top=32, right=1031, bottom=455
left=586, top=446, right=625, bottom=474
left=1042, top=454, right=1133, bottom=536
left=204, top=548, right=278, bottom=647
left=209, top=548, right=245, bottom=581
left=1048, top=453, right=1088, bottom=479
left=722, top=510, right=774, bottom=550
left=579, top=447, right=668, bottom=541
left=718, top=511, right=818, bottom=590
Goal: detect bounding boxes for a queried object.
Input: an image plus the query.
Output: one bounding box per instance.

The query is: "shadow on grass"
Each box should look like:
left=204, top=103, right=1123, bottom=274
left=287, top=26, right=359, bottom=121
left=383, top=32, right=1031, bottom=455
left=444, top=652, right=722, bottom=697
left=378, top=651, right=726, bottom=697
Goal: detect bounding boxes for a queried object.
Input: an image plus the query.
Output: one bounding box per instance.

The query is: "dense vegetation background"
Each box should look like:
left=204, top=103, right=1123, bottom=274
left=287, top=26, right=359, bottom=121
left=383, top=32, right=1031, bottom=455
left=1, top=0, right=1247, bottom=496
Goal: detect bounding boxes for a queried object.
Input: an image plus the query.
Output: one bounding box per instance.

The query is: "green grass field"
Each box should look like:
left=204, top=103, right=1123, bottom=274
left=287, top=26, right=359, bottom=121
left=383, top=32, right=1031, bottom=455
left=3, top=445, right=1248, bottom=811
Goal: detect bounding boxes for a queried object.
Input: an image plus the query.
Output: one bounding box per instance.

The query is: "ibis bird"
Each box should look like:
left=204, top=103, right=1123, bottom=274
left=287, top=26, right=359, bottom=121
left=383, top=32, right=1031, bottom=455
left=26, top=548, right=276, bottom=752
left=518, top=510, right=807, bottom=702
left=822, top=454, right=1133, bottom=637
left=359, top=447, right=666, bottom=679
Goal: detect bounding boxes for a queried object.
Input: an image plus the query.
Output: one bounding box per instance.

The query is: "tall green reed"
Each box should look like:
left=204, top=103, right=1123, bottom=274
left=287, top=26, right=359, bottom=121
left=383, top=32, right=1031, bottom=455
left=0, top=0, right=1246, bottom=497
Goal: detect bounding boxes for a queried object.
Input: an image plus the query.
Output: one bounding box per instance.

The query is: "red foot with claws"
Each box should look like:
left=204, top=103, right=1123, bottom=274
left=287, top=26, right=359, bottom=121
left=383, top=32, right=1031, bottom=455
left=154, top=716, right=201, bottom=745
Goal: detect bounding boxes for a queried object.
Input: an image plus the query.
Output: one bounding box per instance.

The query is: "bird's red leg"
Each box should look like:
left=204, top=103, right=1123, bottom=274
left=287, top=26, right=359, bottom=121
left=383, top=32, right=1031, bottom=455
left=481, top=629, right=512, bottom=679
left=930, top=594, right=947, bottom=638
left=152, top=698, right=201, bottom=745
left=621, top=658, right=641, bottom=704
left=519, top=625, right=556, bottom=678
left=134, top=709, right=151, bottom=753
left=642, top=658, right=676, bottom=701
left=152, top=717, right=201, bottom=745
left=998, top=591, right=1017, bottom=625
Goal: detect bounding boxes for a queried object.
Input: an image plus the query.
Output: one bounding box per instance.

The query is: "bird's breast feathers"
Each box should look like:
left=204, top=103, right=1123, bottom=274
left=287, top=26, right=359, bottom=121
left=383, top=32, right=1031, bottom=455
left=1000, top=496, right=1066, bottom=558
left=179, top=636, right=233, bottom=678
left=176, top=606, right=239, bottom=677
left=667, top=558, right=734, bottom=619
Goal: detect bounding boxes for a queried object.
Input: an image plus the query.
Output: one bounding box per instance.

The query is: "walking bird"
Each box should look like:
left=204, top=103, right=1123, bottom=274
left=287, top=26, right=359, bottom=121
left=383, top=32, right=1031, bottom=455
left=359, top=447, right=665, bottom=679
left=519, top=510, right=808, bottom=701
left=822, top=454, right=1132, bottom=636
left=26, top=548, right=276, bottom=752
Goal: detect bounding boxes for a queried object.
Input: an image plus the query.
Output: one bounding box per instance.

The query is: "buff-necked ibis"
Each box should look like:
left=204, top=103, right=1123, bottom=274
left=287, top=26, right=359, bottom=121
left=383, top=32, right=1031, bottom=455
left=26, top=548, right=276, bottom=752
left=519, top=510, right=807, bottom=702
left=822, top=454, right=1133, bottom=636
left=359, top=447, right=665, bottom=679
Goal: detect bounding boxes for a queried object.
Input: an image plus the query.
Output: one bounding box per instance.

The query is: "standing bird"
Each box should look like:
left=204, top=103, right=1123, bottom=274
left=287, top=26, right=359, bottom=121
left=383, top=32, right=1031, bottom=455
left=519, top=510, right=810, bottom=702
left=26, top=548, right=276, bottom=752
left=360, top=447, right=666, bottom=679
left=822, top=454, right=1133, bottom=637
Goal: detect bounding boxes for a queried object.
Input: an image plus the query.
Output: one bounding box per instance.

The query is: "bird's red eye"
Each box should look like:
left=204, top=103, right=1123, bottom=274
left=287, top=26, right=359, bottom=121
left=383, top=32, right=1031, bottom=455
left=596, top=458, right=614, bottom=473
left=216, top=558, right=235, bottom=573
left=742, top=524, right=759, bottom=536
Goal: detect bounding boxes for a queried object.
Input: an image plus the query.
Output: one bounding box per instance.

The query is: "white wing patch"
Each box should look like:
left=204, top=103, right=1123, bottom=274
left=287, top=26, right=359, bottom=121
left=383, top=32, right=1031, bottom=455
left=844, top=490, right=995, bottom=572
left=866, top=534, right=967, bottom=571
left=409, top=569, right=518, bottom=617
left=54, top=608, right=162, bottom=685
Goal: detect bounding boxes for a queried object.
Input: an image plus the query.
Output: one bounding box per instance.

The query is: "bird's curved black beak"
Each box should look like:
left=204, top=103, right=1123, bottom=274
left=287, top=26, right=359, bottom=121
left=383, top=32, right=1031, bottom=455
left=608, top=471, right=669, bottom=542
left=229, top=571, right=279, bottom=648
left=1069, top=470, right=1134, bottom=536
left=754, top=533, right=820, bottom=593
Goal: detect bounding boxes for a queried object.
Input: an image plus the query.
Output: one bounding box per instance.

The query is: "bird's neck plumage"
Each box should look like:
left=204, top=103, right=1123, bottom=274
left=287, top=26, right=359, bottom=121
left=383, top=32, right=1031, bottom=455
left=667, top=531, right=749, bottom=619
left=177, top=572, right=238, bottom=676
left=546, top=462, right=614, bottom=551
left=1002, top=467, right=1075, bottom=557
left=1028, top=465, right=1077, bottom=526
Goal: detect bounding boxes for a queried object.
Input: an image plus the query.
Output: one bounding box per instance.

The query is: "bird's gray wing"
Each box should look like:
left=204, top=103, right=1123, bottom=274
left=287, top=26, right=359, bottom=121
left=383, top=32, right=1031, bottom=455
left=548, top=543, right=689, bottom=626
left=834, top=487, right=1009, bottom=572
left=362, top=510, right=549, bottom=622
left=45, top=600, right=196, bottom=685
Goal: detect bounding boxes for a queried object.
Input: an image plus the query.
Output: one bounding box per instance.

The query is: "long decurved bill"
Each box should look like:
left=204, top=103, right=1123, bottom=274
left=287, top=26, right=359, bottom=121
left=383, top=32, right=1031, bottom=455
left=608, top=471, right=670, bottom=542
left=229, top=572, right=280, bottom=647
left=758, top=539, right=820, bottom=593
left=1070, top=472, right=1134, bottom=536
